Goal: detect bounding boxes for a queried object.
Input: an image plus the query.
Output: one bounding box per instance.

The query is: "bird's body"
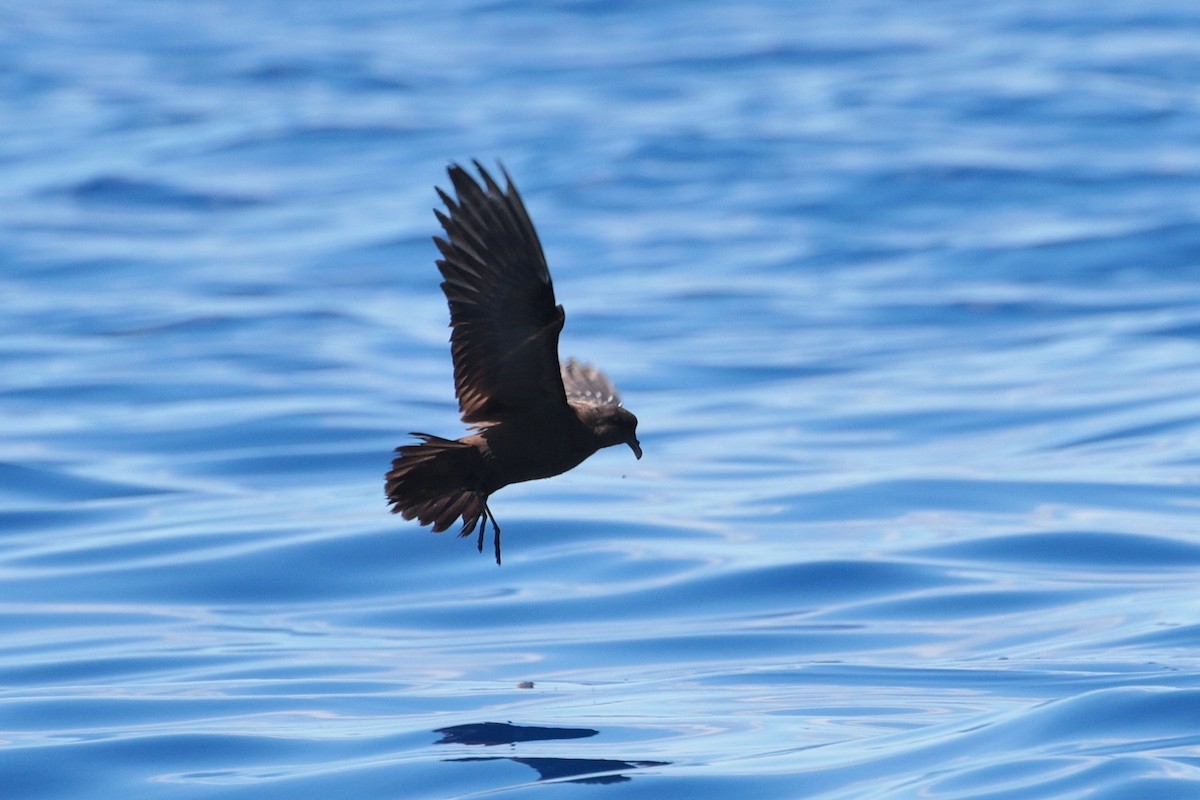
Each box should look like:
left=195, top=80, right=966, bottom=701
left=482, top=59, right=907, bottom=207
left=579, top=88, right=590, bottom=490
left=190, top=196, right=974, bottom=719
left=386, top=162, right=640, bottom=564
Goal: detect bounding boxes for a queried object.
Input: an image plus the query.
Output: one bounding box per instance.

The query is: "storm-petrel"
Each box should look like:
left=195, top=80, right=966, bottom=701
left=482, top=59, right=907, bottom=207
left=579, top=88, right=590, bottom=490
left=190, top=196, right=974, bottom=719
left=385, top=162, right=641, bottom=564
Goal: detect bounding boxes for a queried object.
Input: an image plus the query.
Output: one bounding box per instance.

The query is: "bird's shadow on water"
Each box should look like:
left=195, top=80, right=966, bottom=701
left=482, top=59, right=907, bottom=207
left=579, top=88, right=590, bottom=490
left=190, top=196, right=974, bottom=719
left=433, top=722, right=668, bottom=785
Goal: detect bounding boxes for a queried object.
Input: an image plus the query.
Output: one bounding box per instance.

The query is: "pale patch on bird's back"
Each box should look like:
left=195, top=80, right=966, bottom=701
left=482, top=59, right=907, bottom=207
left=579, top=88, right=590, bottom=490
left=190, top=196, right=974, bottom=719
left=561, top=358, right=622, bottom=407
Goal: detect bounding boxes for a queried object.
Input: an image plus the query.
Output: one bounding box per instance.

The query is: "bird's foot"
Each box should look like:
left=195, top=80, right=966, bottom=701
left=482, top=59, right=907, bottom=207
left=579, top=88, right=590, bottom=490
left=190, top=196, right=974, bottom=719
left=483, top=499, right=502, bottom=566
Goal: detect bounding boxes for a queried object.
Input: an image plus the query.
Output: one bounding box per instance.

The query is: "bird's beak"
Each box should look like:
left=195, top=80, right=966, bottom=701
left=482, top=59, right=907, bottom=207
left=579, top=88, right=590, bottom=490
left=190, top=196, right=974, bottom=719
left=627, top=437, right=642, bottom=460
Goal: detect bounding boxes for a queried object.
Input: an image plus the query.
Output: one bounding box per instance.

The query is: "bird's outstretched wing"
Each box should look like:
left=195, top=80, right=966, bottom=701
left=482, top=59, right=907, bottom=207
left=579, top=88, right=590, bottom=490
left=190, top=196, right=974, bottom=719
left=561, top=358, right=623, bottom=408
left=433, top=162, right=568, bottom=425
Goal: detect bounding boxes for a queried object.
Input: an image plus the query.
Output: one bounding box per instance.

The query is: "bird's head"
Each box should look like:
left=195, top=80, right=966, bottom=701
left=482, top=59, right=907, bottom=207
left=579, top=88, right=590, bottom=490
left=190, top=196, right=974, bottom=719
left=584, top=405, right=642, bottom=460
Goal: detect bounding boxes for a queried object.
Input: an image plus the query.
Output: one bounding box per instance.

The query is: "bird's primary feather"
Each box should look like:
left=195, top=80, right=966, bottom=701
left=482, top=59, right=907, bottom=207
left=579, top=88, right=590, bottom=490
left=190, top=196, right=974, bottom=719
left=434, top=161, right=567, bottom=426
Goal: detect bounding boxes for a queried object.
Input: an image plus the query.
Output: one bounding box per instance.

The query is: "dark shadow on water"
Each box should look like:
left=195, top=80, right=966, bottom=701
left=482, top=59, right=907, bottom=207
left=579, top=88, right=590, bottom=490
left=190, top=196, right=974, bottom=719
left=433, top=722, right=668, bottom=785
left=434, top=722, right=597, bottom=745
left=447, top=756, right=669, bottom=785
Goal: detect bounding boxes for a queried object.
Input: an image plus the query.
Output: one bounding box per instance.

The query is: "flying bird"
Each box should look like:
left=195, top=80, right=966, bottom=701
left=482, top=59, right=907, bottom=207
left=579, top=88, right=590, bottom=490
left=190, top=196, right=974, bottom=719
left=386, top=161, right=641, bottom=564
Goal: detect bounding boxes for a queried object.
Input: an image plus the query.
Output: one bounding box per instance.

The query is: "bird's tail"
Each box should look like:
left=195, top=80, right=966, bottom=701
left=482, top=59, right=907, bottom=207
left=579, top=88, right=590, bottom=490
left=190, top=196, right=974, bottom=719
left=385, top=433, right=486, bottom=535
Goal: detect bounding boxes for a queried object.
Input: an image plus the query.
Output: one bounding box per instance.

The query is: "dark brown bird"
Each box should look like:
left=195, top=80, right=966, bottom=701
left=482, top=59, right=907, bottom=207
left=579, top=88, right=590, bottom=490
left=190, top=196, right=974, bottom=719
left=385, top=161, right=641, bottom=564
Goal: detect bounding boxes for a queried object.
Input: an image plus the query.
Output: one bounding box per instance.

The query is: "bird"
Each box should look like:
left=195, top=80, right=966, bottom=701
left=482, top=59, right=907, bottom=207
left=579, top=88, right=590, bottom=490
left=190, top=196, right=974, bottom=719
left=385, top=161, right=641, bottom=565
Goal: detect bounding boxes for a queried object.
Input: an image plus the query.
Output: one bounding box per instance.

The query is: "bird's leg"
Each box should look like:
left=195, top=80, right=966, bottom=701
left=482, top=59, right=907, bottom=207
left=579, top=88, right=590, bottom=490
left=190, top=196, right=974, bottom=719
left=483, top=499, right=502, bottom=566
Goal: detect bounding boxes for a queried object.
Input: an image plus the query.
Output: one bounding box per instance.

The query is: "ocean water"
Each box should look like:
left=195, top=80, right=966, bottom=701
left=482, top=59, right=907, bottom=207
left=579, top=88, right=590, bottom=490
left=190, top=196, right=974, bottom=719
left=4, top=1, right=1200, bottom=797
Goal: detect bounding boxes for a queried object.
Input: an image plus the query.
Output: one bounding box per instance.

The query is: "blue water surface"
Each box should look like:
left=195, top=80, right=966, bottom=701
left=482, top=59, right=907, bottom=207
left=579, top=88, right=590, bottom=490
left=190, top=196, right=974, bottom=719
left=4, top=1, right=1200, bottom=797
